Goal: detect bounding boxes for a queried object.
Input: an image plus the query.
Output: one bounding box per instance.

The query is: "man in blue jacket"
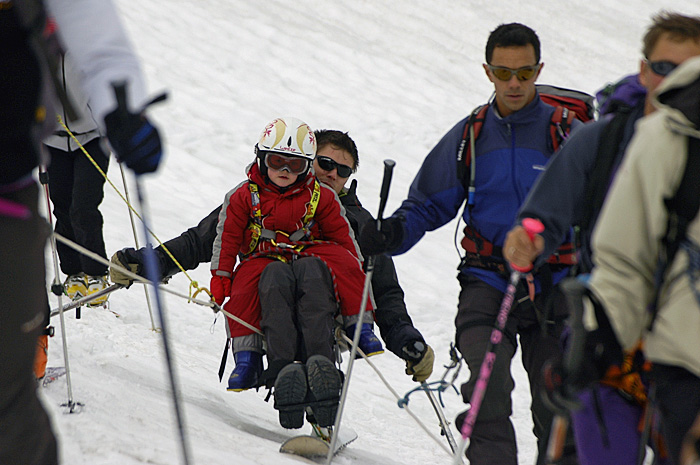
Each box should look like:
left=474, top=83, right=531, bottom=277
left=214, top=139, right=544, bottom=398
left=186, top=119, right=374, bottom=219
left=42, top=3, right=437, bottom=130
left=359, top=23, right=580, bottom=465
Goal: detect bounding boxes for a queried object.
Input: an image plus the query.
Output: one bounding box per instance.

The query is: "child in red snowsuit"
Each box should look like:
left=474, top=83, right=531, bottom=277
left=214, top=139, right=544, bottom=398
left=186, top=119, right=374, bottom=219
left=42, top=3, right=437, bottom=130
left=210, top=117, right=381, bottom=393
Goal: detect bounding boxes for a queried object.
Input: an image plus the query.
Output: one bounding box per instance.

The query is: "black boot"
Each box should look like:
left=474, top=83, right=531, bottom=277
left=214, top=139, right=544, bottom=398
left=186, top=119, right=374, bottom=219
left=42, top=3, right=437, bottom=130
left=274, top=363, right=308, bottom=429
left=305, top=355, right=342, bottom=427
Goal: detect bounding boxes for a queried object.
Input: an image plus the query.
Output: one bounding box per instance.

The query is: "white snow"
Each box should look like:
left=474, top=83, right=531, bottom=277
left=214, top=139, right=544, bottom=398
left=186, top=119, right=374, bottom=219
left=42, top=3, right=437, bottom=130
left=39, top=1, right=699, bottom=464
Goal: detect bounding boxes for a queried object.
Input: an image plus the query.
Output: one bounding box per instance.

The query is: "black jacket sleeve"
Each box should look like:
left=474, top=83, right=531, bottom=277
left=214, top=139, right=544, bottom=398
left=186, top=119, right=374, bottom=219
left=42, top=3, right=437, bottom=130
left=155, top=205, right=221, bottom=279
left=341, top=182, right=425, bottom=359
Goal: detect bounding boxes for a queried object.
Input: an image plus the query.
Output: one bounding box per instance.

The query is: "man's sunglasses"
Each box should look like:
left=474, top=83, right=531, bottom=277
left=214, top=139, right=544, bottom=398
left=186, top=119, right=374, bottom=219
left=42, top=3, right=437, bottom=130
left=645, top=60, right=678, bottom=77
left=487, top=64, right=541, bottom=81
left=315, top=156, right=354, bottom=178
left=264, top=152, right=309, bottom=174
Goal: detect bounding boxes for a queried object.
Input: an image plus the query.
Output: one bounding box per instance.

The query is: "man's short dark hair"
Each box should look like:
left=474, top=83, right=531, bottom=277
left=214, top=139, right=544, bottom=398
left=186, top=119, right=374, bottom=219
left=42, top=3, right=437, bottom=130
left=485, top=23, right=541, bottom=64
left=314, top=129, right=359, bottom=170
left=642, top=11, right=700, bottom=59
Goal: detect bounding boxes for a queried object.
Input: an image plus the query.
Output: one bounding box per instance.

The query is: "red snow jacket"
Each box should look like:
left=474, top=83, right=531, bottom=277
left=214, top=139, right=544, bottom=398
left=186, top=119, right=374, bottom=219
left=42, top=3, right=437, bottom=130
left=211, top=162, right=371, bottom=337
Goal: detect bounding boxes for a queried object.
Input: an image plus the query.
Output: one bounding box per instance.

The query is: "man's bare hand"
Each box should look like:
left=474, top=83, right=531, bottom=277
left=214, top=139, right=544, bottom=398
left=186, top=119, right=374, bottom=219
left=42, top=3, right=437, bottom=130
left=503, top=225, right=545, bottom=269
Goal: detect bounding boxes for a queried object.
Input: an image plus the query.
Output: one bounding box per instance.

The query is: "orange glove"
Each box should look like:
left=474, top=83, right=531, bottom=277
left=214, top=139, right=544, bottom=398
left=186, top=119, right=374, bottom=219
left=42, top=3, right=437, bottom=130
left=210, top=275, right=232, bottom=305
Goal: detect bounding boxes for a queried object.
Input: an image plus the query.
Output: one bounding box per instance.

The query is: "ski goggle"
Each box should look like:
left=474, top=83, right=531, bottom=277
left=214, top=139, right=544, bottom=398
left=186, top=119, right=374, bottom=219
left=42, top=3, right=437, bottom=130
left=315, top=156, right=354, bottom=178
left=645, top=60, right=678, bottom=77
left=487, top=64, right=541, bottom=81
left=264, top=152, right=309, bottom=174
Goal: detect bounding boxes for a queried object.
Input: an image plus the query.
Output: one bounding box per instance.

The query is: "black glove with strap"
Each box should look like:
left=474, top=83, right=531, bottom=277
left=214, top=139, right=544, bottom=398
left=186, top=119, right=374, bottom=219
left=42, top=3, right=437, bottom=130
left=111, top=246, right=173, bottom=287
left=104, top=82, right=165, bottom=175
left=402, top=341, right=435, bottom=383
left=358, top=216, right=404, bottom=256
left=110, top=248, right=144, bottom=287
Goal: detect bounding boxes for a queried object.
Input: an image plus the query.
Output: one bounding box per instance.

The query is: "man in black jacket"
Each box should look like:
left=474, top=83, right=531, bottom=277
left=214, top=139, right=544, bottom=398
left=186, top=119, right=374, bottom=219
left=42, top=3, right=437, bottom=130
left=111, top=129, right=435, bottom=383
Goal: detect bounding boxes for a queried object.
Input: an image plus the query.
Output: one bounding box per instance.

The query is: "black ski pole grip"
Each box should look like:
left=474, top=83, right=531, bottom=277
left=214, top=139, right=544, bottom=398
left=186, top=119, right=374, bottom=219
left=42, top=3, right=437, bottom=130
left=112, top=81, right=167, bottom=116
left=111, top=81, right=129, bottom=120
left=376, top=159, right=396, bottom=229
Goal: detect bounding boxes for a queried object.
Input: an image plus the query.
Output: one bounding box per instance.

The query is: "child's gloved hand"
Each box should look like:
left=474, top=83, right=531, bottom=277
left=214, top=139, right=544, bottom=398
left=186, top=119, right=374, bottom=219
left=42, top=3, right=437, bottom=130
left=210, top=275, right=232, bottom=305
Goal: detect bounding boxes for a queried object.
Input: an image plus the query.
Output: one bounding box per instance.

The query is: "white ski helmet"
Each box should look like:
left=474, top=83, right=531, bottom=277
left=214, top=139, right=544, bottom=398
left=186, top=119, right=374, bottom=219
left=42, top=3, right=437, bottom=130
left=256, top=117, right=317, bottom=161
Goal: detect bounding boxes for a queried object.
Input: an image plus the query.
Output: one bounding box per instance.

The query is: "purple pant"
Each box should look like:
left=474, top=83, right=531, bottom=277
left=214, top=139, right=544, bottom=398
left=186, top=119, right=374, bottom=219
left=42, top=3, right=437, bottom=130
left=572, top=385, right=666, bottom=465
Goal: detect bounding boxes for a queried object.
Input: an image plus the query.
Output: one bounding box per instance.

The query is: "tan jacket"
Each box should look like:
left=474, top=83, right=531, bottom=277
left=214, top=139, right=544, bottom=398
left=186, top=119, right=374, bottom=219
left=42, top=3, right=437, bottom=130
left=589, top=55, right=700, bottom=378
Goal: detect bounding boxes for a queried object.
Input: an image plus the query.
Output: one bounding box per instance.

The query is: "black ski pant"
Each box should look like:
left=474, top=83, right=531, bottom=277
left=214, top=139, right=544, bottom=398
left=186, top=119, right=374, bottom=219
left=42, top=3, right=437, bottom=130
left=46, top=138, right=109, bottom=277
left=653, top=364, right=700, bottom=465
left=259, top=258, right=338, bottom=366
left=0, top=183, right=58, bottom=465
left=454, top=274, right=578, bottom=465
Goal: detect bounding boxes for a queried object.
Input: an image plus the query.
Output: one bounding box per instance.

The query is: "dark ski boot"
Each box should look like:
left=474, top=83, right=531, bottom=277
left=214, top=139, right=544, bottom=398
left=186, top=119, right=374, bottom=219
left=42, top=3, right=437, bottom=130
left=274, top=363, right=308, bottom=429
left=306, top=355, right=342, bottom=427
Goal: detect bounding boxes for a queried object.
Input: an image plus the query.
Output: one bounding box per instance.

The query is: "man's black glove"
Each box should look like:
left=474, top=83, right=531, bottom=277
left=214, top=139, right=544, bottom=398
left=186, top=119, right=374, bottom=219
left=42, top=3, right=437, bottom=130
left=110, top=248, right=145, bottom=287
left=110, top=247, right=173, bottom=287
left=104, top=83, right=164, bottom=174
left=402, top=341, right=435, bottom=382
left=358, top=216, right=403, bottom=256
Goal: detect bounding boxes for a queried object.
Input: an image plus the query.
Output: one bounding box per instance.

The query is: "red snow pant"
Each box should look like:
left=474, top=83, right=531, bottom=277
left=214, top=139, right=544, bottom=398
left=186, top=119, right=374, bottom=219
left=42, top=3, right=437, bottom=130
left=223, top=242, right=372, bottom=337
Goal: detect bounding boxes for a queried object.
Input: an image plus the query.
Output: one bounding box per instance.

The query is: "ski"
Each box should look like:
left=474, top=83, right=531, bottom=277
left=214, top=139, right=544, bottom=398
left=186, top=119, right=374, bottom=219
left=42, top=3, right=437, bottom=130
left=41, top=366, right=67, bottom=387
left=280, top=424, right=357, bottom=459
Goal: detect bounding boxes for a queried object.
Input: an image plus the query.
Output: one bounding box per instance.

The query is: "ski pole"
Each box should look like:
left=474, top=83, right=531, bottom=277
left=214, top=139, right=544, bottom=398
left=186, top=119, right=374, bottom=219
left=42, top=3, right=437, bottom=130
left=423, top=383, right=460, bottom=454
left=544, top=414, right=569, bottom=464
left=119, top=163, right=158, bottom=331
left=325, top=159, right=396, bottom=465
left=135, top=178, right=192, bottom=465
left=111, top=82, right=191, bottom=465
left=636, top=383, right=656, bottom=465
left=538, top=361, right=575, bottom=465
left=452, top=218, right=544, bottom=464
left=39, top=166, right=81, bottom=412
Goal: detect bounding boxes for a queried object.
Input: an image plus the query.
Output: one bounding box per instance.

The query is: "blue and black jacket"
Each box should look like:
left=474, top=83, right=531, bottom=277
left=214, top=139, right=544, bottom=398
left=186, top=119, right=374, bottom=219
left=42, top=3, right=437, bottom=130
left=390, top=93, right=579, bottom=292
left=517, top=77, right=646, bottom=273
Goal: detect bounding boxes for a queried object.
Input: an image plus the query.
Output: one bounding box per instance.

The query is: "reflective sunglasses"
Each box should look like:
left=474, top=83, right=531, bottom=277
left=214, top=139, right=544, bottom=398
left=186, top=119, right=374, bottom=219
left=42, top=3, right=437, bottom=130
left=264, top=152, right=309, bottom=174
left=645, top=60, right=678, bottom=77
left=487, top=64, right=541, bottom=81
left=315, top=156, right=354, bottom=178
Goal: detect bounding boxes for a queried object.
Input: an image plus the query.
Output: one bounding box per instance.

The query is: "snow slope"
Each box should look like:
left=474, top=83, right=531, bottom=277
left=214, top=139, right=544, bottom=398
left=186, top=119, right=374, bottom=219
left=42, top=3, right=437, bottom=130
left=39, top=1, right=698, bottom=464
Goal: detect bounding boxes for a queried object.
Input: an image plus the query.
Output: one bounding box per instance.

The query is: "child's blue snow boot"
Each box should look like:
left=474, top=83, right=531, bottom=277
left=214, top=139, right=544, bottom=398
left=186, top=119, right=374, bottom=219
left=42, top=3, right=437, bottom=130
left=346, top=323, right=384, bottom=357
left=227, top=351, right=263, bottom=391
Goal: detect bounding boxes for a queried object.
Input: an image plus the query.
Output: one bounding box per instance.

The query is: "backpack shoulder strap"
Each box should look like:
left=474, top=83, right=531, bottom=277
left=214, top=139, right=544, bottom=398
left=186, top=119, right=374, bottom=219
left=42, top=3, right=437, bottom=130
left=549, top=106, right=577, bottom=152
left=581, top=110, right=632, bottom=231
left=648, top=135, right=700, bottom=329
left=665, top=136, right=700, bottom=223
left=456, top=104, right=488, bottom=206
